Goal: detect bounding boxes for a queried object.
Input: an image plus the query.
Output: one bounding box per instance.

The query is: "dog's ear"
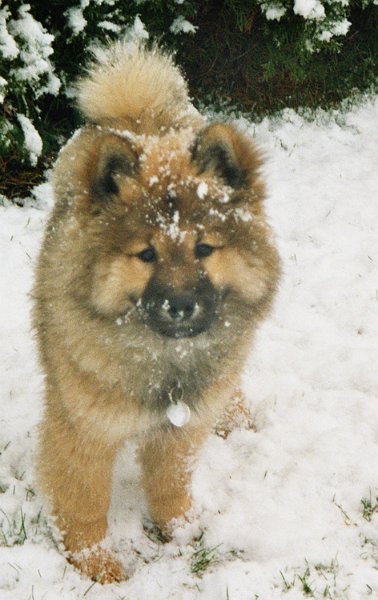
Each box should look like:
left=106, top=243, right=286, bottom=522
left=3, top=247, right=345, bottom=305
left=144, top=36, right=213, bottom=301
left=93, top=135, right=139, bottom=200
left=191, top=123, right=261, bottom=190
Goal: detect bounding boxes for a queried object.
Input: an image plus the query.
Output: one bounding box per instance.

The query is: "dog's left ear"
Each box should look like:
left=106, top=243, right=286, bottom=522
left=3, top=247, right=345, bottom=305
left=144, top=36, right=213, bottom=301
left=191, top=123, right=261, bottom=190
left=92, top=134, right=140, bottom=202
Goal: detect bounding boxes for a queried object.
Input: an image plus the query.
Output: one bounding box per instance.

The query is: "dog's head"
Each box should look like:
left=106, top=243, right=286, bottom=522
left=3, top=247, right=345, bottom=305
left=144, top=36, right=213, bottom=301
left=67, top=123, right=280, bottom=342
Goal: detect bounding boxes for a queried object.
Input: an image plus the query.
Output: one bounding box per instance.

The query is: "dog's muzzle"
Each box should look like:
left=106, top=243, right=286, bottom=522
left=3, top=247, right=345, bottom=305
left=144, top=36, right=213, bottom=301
left=139, top=278, right=218, bottom=338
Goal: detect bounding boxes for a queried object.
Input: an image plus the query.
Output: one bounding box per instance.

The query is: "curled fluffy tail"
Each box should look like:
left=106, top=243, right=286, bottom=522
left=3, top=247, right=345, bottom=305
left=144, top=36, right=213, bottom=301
left=76, top=42, right=198, bottom=133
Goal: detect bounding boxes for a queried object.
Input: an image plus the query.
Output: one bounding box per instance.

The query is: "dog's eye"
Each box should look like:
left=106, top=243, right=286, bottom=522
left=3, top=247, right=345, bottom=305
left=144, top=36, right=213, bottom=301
left=195, top=243, right=215, bottom=259
left=137, top=248, right=157, bottom=263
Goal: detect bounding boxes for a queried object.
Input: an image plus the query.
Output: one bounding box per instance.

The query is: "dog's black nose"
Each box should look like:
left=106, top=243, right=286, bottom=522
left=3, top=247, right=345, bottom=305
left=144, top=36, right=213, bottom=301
left=140, top=278, right=217, bottom=338
left=162, top=294, right=198, bottom=322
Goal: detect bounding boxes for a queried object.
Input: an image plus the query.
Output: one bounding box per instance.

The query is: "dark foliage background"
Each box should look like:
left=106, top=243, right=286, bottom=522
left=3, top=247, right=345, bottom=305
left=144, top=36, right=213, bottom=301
left=1, top=0, right=377, bottom=199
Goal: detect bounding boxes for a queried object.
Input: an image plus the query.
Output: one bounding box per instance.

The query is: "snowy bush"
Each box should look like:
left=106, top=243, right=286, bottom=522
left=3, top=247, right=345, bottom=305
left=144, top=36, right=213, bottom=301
left=0, top=0, right=376, bottom=178
left=0, top=4, right=59, bottom=166
left=257, top=0, right=360, bottom=52
left=0, top=0, right=198, bottom=172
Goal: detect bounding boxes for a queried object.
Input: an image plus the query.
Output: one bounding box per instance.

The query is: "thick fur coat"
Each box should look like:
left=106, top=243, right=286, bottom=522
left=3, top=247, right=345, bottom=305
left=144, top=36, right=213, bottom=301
left=33, top=42, right=280, bottom=582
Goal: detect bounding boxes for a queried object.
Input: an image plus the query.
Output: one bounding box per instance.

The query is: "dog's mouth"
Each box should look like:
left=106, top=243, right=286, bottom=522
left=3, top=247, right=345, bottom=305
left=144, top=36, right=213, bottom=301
left=143, top=320, right=213, bottom=339
left=136, top=298, right=216, bottom=338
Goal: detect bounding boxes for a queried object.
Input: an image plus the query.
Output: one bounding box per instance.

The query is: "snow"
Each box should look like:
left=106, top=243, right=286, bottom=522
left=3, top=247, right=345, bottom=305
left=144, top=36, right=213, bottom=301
left=65, top=6, right=88, bottom=36
left=262, top=3, right=287, bottom=21
left=232, top=207, right=252, bottom=222
left=318, top=18, right=351, bottom=42
left=98, top=20, right=122, bottom=33
left=123, top=15, right=149, bottom=44
left=1, top=95, right=378, bottom=599
left=0, top=8, right=19, bottom=60
left=0, top=75, right=7, bottom=104
left=197, top=181, right=208, bottom=199
left=17, top=114, right=43, bottom=166
left=170, top=16, right=198, bottom=35
left=293, top=0, right=325, bottom=20
left=157, top=209, right=184, bottom=242
left=6, top=4, right=61, bottom=96
left=10, top=5, right=55, bottom=80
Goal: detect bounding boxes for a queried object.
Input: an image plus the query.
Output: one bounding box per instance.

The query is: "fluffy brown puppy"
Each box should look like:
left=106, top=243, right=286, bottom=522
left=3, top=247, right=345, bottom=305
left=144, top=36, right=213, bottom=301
left=33, top=42, right=280, bottom=583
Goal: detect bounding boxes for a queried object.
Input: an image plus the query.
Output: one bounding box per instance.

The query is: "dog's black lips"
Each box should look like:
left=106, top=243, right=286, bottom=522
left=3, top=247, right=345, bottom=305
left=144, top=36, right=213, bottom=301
left=136, top=302, right=215, bottom=338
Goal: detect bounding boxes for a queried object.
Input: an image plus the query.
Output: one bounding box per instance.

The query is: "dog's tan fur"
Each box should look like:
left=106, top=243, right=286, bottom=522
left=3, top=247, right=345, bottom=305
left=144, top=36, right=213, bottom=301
left=34, top=42, right=280, bottom=582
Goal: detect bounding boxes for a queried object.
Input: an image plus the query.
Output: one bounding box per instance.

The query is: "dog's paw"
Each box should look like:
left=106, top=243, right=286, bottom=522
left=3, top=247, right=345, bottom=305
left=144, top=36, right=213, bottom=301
left=69, top=546, right=125, bottom=584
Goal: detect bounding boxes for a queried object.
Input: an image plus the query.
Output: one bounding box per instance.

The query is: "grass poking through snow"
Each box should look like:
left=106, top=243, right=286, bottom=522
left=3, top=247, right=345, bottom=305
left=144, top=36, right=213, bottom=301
left=361, top=492, right=378, bottom=522
left=190, top=536, right=221, bottom=576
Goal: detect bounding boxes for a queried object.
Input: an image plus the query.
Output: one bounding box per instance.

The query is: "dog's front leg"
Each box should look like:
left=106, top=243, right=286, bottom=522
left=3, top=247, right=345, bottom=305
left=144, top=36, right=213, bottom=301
left=139, top=424, right=208, bottom=534
left=39, top=409, right=125, bottom=583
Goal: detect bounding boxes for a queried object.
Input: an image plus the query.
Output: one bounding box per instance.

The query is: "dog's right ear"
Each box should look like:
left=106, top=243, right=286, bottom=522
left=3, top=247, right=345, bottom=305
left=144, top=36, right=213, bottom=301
left=93, top=135, right=140, bottom=201
left=191, top=123, right=262, bottom=191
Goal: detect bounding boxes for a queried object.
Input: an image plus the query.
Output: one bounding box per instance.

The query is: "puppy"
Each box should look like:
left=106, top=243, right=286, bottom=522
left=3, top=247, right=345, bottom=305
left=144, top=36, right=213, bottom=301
left=33, top=42, right=280, bottom=582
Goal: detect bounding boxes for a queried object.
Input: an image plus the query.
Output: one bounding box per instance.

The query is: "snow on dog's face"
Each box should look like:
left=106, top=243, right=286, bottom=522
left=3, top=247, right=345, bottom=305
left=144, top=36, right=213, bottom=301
left=71, top=124, right=280, bottom=341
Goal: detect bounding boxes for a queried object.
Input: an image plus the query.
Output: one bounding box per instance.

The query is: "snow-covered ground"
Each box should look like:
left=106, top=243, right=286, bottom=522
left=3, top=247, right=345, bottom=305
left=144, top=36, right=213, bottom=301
left=1, top=97, right=377, bottom=600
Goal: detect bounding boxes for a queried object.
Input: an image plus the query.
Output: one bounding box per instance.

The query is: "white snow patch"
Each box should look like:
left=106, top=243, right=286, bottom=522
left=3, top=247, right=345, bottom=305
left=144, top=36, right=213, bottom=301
left=219, top=190, right=231, bottom=203
left=30, top=178, right=54, bottom=210
left=262, top=3, right=287, bottom=21
left=197, top=181, right=208, bottom=199
left=156, top=209, right=185, bottom=242
left=318, top=18, right=351, bottom=42
left=170, top=16, right=198, bottom=35
left=98, top=20, right=122, bottom=33
left=233, top=207, right=253, bottom=222
left=17, top=114, right=42, bottom=166
left=294, top=0, right=325, bottom=19
left=0, top=75, right=7, bottom=103
left=65, top=6, right=87, bottom=35
left=167, top=210, right=181, bottom=240
left=0, top=8, right=19, bottom=59
left=148, top=175, right=159, bottom=186
left=7, top=4, right=60, bottom=96
left=123, top=14, right=149, bottom=45
left=208, top=207, right=226, bottom=222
